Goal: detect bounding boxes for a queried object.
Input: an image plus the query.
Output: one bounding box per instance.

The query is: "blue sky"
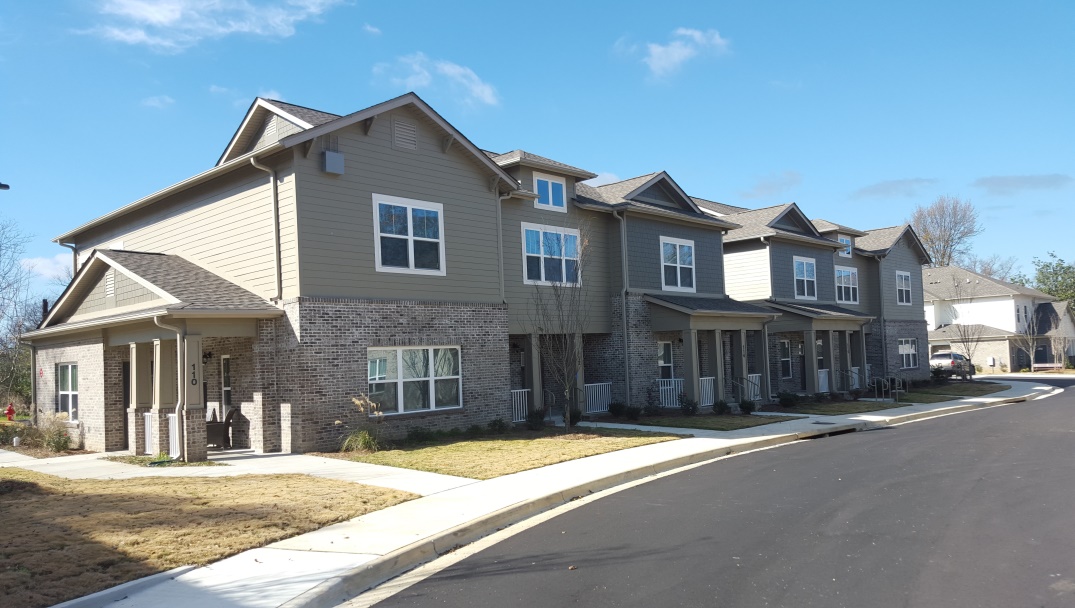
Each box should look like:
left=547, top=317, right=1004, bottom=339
left=1, top=0, right=1072, bottom=293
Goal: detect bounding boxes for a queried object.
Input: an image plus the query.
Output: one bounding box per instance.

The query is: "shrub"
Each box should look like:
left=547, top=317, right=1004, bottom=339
left=608, top=401, right=626, bottom=418
left=974, top=363, right=983, bottom=373
left=406, top=427, right=437, bottom=443
left=642, top=401, right=661, bottom=417
left=777, top=391, right=798, bottom=407
left=712, top=400, right=731, bottom=415
left=563, top=406, right=583, bottom=426
left=678, top=392, right=698, bottom=416
left=526, top=410, right=546, bottom=431
left=1000, top=363, right=1008, bottom=372
left=624, top=405, right=642, bottom=420
left=486, top=418, right=509, bottom=434
left=813, top=392, right=829, bottom=403
left=466, top=424, right=485, bottom=437
left=848, top=389, right=863, bottom=401
left=1020, top=368, right=1030, bottom=373
left=739, top=399, right=756, bottom=415
left=341, top=429, right=379, bottom=452
left=40, top=413, right=71, bottom=452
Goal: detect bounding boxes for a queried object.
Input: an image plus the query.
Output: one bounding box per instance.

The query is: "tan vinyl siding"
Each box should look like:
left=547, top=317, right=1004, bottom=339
left=624, top=215, right=725, bottom=295
left=65, top=269, right=166, bottom=321
left=72, top=156, right=290, bottom=300
left=723, top=242, right=772, bottom=301
left=73, top=274, right=108, bottom=315
left=113, top=271, right=158, bottom=306
left=294, top=105, right=502, bottom=303
left=770, top=240, right=837, bottom=302
left=247, top=115, right=304, bottom=154
left=880, top=234, right=927, bottom=320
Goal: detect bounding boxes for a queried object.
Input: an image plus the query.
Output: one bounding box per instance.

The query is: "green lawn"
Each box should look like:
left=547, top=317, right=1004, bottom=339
left=608, top=414, right=804, bottom=432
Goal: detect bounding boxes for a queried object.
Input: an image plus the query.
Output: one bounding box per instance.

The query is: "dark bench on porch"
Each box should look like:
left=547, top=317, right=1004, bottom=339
left=206, top=409, right=237, bottom=449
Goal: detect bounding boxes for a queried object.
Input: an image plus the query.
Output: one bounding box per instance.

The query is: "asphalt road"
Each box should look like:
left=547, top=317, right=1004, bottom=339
left=372, top=378, right=1075, bottom=608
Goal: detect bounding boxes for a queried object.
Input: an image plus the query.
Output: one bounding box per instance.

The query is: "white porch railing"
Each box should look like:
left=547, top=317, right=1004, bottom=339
left=699, top=377, right=716, bottom=407
left=657, top=378, right=683, bottom=407
left=746, top=374, right=762, bottom=401
left=510, top=389, right=529, bottom=423
left=143, top=412, right=154, bottom=455
left=818, top=369, right=830, bottom=393
left=167, top=413, right=180, bottom=458
left=850, top=366, right=861, bottom=390
left=585, top=382, right=612, bottom=413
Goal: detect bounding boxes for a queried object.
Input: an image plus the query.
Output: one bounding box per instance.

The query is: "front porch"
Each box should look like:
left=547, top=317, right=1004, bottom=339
left=764, top=301, right=872, bottom=397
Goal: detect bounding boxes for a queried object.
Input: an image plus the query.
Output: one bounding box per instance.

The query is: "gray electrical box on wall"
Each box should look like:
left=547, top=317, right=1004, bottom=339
left=323, top=150, right=345, bottom=175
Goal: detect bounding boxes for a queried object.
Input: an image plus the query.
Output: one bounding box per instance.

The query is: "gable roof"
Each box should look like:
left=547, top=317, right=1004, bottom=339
left=33, top=249, right=281, bottom=336
left=922, top=265, right=1055, bottom=301
left=646, top=294, right=779, bottom=317
left=764, top=301, right=874, bottom=321
left=485, top=149, right=596, bottom=180
left=717, top=203, right=841, bottom=247
left=928, top=323, right=1013, bottom=340
left=811, top=219, right=867, bottom=237
left=854, top=224, right=931, bottom=265
left=1035, top=300, right=1074, bottom=337
left=691, top=197, right=748, bottom=216
left=218, top=98, right=342, bottom=166
left=574, top=174, right=740, bottom=230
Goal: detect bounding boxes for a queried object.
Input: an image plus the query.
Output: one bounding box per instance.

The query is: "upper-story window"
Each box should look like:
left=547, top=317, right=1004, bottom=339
left=373, top=194, right=445, bottom=276
left=835, top=266, right=859, bottom=304
left=794, top=256, right=817, bottom=300
left=896, top=271, right=912, bottom=305
left=1023, top=305, right=1029, bottom=323
left=837, top=234, right=853, bottom=257
left=533, top=172, right=567, bottom=212
left=660, top=237, right=695, bottom=292
left=522, top=222, right=579, bottom=285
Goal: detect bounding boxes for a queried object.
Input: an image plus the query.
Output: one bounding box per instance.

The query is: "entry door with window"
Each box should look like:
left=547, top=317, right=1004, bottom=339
left=657, top=342, right=674, bottom=379
left=221, top=356, right=232, bottom=409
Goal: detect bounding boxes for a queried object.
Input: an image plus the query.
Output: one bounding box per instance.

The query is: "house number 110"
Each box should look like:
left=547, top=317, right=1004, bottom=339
left=190, top=363, right=198, bottom=386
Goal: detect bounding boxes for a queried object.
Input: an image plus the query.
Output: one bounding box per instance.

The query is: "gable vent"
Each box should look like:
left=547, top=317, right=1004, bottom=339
left=393, top=118, right=418, bottom=150
left=104, top=269, right=115, bottom=298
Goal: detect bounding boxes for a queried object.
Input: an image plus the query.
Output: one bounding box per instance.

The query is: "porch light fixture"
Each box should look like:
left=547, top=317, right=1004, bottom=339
left=202, top=352, right=213, bottom=364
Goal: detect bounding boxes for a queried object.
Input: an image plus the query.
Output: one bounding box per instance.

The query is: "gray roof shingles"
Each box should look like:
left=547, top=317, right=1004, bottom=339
left=264, top=99, right=341, bottom=127
left=719, top=205, right=839, bottom=247
left=922, top=265, right=1055, bottom=301
left=485, top=149, right=596, bottom=179
left=648, top=295, right=777, bottom=316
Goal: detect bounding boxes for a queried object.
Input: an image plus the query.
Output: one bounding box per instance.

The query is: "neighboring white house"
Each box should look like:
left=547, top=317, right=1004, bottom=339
left=923, top=266, right=1075, bottom=372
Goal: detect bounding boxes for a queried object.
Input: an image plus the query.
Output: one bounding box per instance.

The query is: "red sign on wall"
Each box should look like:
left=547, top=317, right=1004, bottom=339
left=39, top=368, right=44, bottom=378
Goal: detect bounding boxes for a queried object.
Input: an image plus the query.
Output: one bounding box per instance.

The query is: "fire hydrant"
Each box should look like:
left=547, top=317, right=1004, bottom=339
left=5, top=403, right=14, bottom=421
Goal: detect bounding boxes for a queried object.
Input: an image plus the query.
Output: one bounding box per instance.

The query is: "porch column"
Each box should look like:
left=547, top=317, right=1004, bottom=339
left=182, top=336, right=206, bottom=462
left=704, top=330, right=723, bottom=403
left=855, top=329, right=868, bottom=384
left=804, top=330, right=819, bottom=394
left=127, top=342, right=152, bottom=453
left=150, top=339, right=168, bottom=456
left=825, top=331, right=837, bottom=393
left=753, top=329, right=771, bottom=402
left=525, top=333, right=543, bottom=413
left=839, top=331, right=853, bottom=391
left=730, top=330, right=746, bottom=401
left=681, top=329, right=699, bottom=403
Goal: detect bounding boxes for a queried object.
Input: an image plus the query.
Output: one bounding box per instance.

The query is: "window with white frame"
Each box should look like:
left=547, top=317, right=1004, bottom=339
left=896, top=271, right=912, bottom=305
left=779, top=340, right=792, bottom=378
left=898, top=338, right=918, bottom=369
left=837, top=234, right=853, bottom=257
left=522, top=223, right=580, bottom=285
left=660, top=237, right=695, bottom=292
left=794, top=256, right=817, bottom=300
left=835, top=266, right=859, bottom=304
left=533, top=172, right=567, bottom=212
left=657, top=342, right=674, bottom=379
left=367, top=347, right=461, bottom=414
left=57, top=363, right=78, bottom=421
left=373, top=194, right=445, bottom=275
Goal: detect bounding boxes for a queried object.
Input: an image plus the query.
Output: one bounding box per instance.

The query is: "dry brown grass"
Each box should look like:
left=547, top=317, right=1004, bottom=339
left=315, top=427, right=681, bottom=480
left=0, top=469, right=415, bottom=608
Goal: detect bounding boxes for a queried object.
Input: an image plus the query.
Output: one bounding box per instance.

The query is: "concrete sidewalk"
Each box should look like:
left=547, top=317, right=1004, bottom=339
left=46, top=380, right=1058, bottom=608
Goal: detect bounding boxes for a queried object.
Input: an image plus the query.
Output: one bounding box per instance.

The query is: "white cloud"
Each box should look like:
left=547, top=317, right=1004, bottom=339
left=851, top=178, right=938, bottom=199
left=208, top=84, right=232, bottom=95
left=363, top=23, right=381, bottom=35
left=85, top=0, right=344, bottom=53
left=22, top=254, right=71, bottom=281
left=584, top=172, right=621, bottom=187
left=740, top=170, right=801, bottom=200
left=643, top=27, right=729, bottom=77
left=141, top=94, right=174, bottom=109
left=258, top=89, right=284, bottom=101
left=374, top=53, right=499, bottom=106
left=971, top=174, right=1074, bottom=196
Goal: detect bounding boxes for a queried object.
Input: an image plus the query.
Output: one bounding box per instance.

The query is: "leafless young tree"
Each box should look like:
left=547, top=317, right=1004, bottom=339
left=959, top=253, right=1019, bottom=281
left=1011, top=303, right=1040, bottom=372
left=943, top=276, right=984, bottom=365
left=0, top=218, right=36, bottom=405
left=909, top=195, right=982, bottom=267
left=526, top=220, right=591, bottom=431
left=1050, top=334, right=1070, bottom=368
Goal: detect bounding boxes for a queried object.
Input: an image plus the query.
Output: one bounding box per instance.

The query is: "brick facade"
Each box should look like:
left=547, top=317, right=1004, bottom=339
left=34, top=338, right=105, bottom=450
left=866, top=319, right=930, bottom=381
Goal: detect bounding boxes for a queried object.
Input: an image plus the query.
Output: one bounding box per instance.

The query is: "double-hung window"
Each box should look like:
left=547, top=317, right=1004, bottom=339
left=794, top=256, right=817, bottom=300
left=898, top=338, right=918, bottom=369
left=657, top=342, right=674, bottom=379
left=57, top=363, right=78, bottom=421
left=896, top=271, right=912, bottom=305
left=373, top=194, right=445, bottom=275
left=660, top=237, right=695, bottom=292
left=522, top=223, right=580, bottom=285
left=367, top=347, right=461, bottom=414
left=837, top=234, right=852, bottom=257
left=835, top=266, right=859, bottom=304
left=533, top=172, right=566, bottom=212
left=779, top=340, right=792, bottom=378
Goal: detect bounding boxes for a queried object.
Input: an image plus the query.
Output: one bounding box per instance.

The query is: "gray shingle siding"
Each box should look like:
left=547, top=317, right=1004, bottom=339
left=624, top=215, right=725, bottom=295
left=880, top=234, right=926, bottom=320
left=770, top=241, right=837, bottom=302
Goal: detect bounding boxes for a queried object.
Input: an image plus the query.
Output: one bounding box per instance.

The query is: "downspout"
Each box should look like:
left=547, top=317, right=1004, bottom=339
left=250, top=157, right=283, bottom=302
left=875, top=253, right=889, bottom=376
left=29, top=345, right=37, bottom=427
left=496, top=184, right=510, bottom=303
left=58, top=242, right=78, bottom=276
left=762, top=315, right=777, bottom=401
left=613, top=210, right=631, bottom=407
left=154, top=316, right=185, bottom=461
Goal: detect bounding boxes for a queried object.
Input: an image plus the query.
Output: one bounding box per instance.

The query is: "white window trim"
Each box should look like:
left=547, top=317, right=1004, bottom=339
left=532, top=171, right=568, bottom=213
left=779, top=340, right=792, bottom=379
left=793, top=256, right=818, bottom=301
left=57, top=362, right=78, bottom=422
left=837, top=234, right=852, bottom=258
left=657, top=341, right=675, bottom=379
left=898, top=338, right=919, bottom=369
left=896, top=271, right=912, bottom=306
left=367, top=346, right=463, bottom=415
left=659, top=236, right=696, bottom=293
left=834, top=265, right=859, bottom=305
left=521, top=222, right=582, bottom=286
left=372, top=193, right=446, bottom=276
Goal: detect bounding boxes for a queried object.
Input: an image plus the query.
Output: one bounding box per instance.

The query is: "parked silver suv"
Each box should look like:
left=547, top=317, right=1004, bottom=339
left=930, top=351, right=975, bottom=380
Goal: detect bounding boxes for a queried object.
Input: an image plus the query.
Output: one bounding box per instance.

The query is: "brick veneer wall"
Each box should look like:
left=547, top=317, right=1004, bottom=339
left=34, top=338, right=105, bottom=450
left=102, top=346, right=128, bottom=452
left=866, top=319, right=930, bottom=381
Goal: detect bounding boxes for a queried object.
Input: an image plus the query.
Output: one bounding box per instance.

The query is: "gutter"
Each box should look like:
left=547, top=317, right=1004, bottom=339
left=613, top=210, right=631, bottom=407
left=58, top=242, right=78, bottom=276
left=153, top=316, right=186, bottom=462
left=249, top=157, right=283, bottom=301
left=495, top=183, right=510, bottom=303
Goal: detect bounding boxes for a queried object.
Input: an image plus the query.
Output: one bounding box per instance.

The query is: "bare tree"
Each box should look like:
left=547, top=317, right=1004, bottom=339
left=0, top=217, right=36, bottom=405
left=1050, top=334, right=1070, bottom=369
left=959, top=253, right=1019, bottom=281
left=943, top=275, right=984, bottom=365
left=526, top=220, right=591, bottom=431
left=909, top=195, right=982, bottom=267
left=1010, top=303, right=1040, bottom=372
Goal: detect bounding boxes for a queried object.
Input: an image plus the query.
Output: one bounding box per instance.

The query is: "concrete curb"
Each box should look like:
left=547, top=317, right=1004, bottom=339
left=51, top=565, right=197, bottom=608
